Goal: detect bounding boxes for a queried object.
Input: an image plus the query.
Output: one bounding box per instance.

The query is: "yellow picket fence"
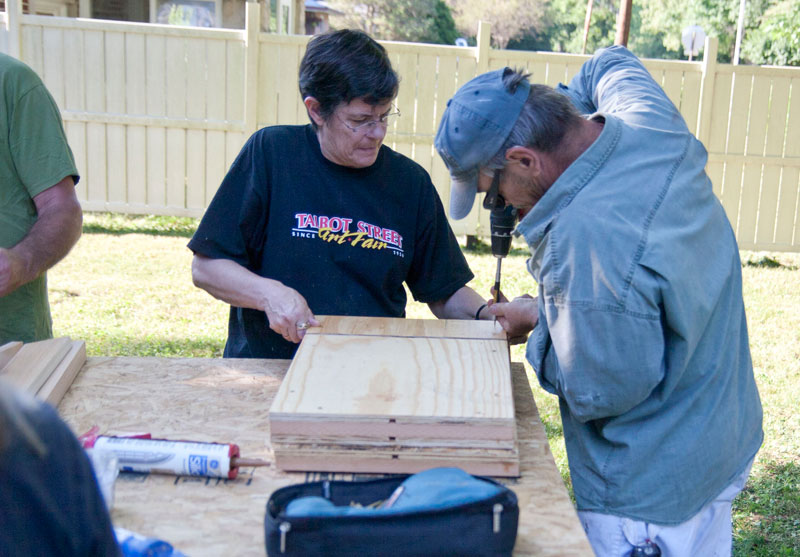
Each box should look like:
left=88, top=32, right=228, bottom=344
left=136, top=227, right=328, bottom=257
left=1, top=3, right=798, bottom=251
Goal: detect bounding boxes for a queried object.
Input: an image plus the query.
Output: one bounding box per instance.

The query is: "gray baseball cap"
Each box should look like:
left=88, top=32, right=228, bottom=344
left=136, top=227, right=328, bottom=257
left=434, top=68, right=531, bottom=220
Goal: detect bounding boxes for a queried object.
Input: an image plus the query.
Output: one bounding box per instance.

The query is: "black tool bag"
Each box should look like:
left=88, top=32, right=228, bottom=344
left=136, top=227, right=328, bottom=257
left=264, top=469, right=518, bottom=557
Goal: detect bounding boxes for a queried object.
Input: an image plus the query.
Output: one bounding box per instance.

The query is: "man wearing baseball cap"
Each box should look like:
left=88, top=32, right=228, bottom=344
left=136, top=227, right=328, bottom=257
left=435, top=46, right=762, bottom=556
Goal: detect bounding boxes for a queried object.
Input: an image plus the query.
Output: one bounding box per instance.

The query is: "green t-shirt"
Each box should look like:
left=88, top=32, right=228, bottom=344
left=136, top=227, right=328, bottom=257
left=0, top=53, right=79, bottom=344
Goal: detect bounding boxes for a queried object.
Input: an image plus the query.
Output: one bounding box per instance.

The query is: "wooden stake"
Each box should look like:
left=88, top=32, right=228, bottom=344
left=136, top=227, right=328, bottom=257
left=0, top=341, right=23, bottom=371
left=36, top=340, right=87, bottom=407
left=230, top=457, right=270, bottom=468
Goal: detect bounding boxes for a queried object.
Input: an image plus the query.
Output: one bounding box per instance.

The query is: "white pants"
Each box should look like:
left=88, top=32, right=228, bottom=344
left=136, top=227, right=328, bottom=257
left=578, top=460, right=753, bottom=557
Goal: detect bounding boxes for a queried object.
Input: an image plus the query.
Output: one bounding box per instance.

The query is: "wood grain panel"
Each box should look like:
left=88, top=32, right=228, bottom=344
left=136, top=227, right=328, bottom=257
left=416, top=53, right=437, bottom=137
left=84, top=30, right=105, bottom=112
left=722, top=73, right=751, bottom=230
left=165, top=37, right=187, bottom=118
left=86, top=122, right=107, bottom=203
left=21, top=24, right=43, bottom=77
left=65, top=121, right=88, bottom=200
left=186, top=129, right=206, bottom=209
left=707, top=72, right=732, bottom=153
left=125, top=33, right=147, bottom=116
left=166, top=128, right=186, bottom=208
left=276, top=42, right=301, bottom=126
left=205, top=40, right=226, bottom=121
left=107, top=124, right=127, bottom=204
left=127, top=125, right=147, bottom=205
left=205, top=130, right=226, bottom=204
left=146, top=127, right=167, bottom=206
left=63, top=29, right=85, bottom=112
left=757, top=165, right=781, bottom=244
left=661, top=69, right=682, bottom=109
left=41, top=27, right=64, bottom=107
left=256, top=41, right=279, bottom=125
left=105, top=31, right=125, bottom=113
left=738, top=75, right=768, bottom=244
left=272, top=335, right=512, bottom=419
left=226, top=40, right=245, bottom=123
left=145, top=34, right=167, bottom=117
left=681, top=70, right=701, bottom=135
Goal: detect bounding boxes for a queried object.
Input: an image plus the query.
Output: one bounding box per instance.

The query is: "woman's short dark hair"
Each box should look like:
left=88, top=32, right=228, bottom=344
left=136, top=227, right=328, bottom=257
left=299, top=29, right=399, bottom=129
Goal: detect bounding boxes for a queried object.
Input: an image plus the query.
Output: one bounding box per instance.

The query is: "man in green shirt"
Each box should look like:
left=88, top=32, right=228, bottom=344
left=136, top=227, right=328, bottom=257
left=0, top=53, right=82, bottom=344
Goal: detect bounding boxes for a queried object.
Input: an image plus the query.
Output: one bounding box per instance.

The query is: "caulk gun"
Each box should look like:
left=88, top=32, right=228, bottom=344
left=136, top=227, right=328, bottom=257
left=80, top=428, right=268, bottom=479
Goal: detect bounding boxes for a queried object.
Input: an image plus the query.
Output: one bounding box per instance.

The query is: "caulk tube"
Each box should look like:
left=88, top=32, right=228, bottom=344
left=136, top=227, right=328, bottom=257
left=89, top=437, right=241, bottom=479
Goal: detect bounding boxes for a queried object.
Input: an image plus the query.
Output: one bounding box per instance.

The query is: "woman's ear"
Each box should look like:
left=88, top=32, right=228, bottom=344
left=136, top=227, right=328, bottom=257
left=304, top=97, right=325, bottom=127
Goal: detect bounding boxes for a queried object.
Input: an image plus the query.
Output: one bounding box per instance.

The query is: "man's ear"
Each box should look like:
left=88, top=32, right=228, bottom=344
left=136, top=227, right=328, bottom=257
left=304, top=97, right=325, bottom=127
left=505, top=146, right=542, bottom=175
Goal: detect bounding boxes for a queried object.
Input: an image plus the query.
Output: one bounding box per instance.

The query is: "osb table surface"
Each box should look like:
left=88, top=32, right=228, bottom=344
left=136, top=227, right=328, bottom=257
left=58, top=357, right=592, bottom=556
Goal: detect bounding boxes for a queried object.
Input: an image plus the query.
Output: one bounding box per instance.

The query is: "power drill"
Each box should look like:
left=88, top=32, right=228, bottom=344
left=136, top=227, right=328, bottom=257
left=489, top=205, right=517, bottom=302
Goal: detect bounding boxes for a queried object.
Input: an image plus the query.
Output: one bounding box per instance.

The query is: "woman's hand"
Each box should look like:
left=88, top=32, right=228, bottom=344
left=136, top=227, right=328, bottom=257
left=263, top=283, right=320, bottom=343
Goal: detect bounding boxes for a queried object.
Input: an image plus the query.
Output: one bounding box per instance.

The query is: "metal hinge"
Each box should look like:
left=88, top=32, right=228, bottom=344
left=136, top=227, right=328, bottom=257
left=279, top=521, right=292, bottom=554
left=493, top=503, right=503, bottom=533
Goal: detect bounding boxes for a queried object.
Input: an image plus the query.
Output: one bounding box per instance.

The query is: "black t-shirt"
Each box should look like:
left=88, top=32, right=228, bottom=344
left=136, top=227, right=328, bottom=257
left=189, top=125, right=473, bottom=358
left=0, top=393, right=121, bottom=556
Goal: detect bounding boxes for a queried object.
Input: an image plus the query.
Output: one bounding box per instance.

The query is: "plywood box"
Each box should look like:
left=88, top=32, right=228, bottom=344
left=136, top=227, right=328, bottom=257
left=270, top=316, right=519, bottom=476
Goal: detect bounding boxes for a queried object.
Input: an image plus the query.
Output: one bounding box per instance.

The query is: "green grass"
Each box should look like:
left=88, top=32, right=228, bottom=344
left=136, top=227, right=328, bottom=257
left=48, top=213, right=800, bottom=554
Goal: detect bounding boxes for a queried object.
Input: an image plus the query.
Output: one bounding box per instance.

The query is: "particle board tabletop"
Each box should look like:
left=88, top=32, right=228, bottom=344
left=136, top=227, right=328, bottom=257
left=57, top=356, right=592, bottom=556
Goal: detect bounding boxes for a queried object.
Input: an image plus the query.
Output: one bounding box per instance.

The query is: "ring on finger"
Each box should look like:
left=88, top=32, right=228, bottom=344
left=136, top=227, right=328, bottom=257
left=296, top=321, right=311, bottom=330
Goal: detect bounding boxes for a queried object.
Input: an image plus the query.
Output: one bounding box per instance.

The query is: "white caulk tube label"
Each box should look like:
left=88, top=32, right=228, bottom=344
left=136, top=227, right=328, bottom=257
left=92, top=437, right=234, bottom=478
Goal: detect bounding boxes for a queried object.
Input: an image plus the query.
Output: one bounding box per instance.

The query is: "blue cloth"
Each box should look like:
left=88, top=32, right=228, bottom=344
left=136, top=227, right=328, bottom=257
left=516, top=46, right=763, bottom=524
left=0, top=387, right=120, bottom=556
left=285, top=468, right=502, bottom=517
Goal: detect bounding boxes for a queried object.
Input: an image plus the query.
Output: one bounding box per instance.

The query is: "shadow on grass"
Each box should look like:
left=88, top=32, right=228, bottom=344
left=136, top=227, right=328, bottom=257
left=82, top=213, right=198, bottom=238
left=733, top=460, right=800, bottom=556
left=743, top=256, right=798, bottom=270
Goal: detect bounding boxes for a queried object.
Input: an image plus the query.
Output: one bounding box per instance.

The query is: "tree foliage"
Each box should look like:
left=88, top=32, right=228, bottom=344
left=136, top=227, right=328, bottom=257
left=328, top=0, right=459, bottom=44
left=444, top=0, right=546, bottom=48
left=740, top=0, right=800, bottom=65
left=328, top=0, right=799, bottom=66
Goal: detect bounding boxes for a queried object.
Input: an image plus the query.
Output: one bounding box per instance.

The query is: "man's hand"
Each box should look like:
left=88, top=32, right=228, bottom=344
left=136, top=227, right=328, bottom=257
left=488, top=293, right=539, bottom=344
left=0, top=248, right=29, bottom=297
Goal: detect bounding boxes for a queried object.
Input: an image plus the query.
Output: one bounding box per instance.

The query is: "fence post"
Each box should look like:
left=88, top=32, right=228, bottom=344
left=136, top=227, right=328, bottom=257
left=476, top=21, right=491, bottom=74
left=6, top=0, right=22, bottom=59
left=244, top=1, right=260, bottom=137
left=696, top=36, right=718, bottom=144
left=79, top=0, right=91, bottom=18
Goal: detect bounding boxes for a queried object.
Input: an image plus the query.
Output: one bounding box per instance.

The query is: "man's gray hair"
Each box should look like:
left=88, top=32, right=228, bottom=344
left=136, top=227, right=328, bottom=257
left=486, top=69, right=582, bottom=169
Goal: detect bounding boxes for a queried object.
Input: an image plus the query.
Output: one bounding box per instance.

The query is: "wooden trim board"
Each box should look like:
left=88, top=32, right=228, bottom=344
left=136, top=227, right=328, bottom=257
left=270, top=416, right=516, bottom=443
left=36, top=340, right=87, bottom=407
left=273, top=446, right=520, bottom=477
left=307, top=315, right=508, bottom=340
left=0, top=337, right=72, bottom=394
